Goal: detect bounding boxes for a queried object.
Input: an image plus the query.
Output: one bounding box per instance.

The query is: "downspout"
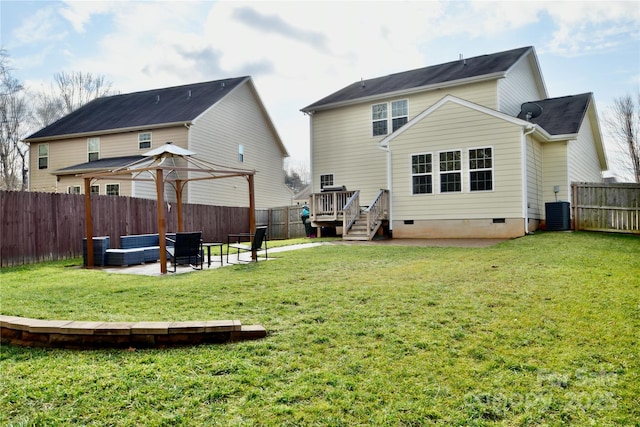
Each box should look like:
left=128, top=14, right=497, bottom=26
left=380, top=141, right=393, bottom=235
left=522, top=124, right=536, bottom=235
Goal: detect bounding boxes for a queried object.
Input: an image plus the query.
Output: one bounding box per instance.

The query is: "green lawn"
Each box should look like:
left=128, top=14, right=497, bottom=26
left=1, top=231, right=639, bottom=426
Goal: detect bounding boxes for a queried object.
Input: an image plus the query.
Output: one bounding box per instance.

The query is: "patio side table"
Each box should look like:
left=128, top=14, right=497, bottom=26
left=202, top=242, right=224, bottom=267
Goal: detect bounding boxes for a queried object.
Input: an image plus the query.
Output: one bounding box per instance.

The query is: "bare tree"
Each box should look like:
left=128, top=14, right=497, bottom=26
left=31, top=91, right=64, bottom=129
left=54, top=71, right=113, bottom=114
left=0, top=50, right=30, bottom=190
left=605, top=93, right=640, bottom=183
left=30, top=71, right=114, bottom=129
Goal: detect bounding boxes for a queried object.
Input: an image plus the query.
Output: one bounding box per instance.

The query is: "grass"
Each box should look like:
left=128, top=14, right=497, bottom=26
left=1, top=231, right=639, bottom=426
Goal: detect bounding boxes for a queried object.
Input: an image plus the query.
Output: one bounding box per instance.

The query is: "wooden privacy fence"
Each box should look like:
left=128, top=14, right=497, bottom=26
left=572, top=182, right=640, bottom=234
left=1, top=191, right=306, bottom=267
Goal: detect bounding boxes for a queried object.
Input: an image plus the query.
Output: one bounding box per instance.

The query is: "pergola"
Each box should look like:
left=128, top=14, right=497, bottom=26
left=82, top=143, right=257, bottom=274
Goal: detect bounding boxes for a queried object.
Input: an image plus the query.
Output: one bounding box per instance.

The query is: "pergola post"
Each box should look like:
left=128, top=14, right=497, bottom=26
left=248, top=174, right=257, bottom=261
left=157, top=168, right=167, bottom=274
left=176, top=180, right=184, bottom=232
left=84, top=177, right=94, bottom=268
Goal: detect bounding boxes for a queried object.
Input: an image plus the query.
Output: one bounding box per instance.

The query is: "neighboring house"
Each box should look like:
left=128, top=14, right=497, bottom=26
left=301, top=46, right=607, bottom=239
left=24, top=77, right=292, bottom=208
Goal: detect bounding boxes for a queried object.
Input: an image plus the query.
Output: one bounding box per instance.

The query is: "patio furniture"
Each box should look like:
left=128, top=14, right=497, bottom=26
left=226, top=226, right=268, bottom=264
left=83, top=236, right=110, bottom=266
left=202, top=242, right=224, bottom=267
left=106, top=248, right=145, bottom=267
left=166, top=232, right=203, bottom=272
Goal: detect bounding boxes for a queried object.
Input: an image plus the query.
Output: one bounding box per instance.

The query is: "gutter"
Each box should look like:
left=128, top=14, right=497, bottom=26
left=24, top=121, right=193, bottom=143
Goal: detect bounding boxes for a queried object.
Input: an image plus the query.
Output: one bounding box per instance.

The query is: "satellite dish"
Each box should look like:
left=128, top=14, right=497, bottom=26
left=520, top=102, right=543, bottom=121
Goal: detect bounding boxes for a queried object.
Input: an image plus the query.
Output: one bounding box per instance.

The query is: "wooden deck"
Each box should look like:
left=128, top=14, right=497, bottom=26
left=309, top=189, right=389, bottom=240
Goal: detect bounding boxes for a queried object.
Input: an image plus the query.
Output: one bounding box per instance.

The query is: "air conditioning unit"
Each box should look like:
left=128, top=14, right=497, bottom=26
left=545, top=201, right=570, bottom=231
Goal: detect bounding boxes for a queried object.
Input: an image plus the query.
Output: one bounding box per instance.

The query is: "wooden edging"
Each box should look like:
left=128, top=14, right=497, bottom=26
left=0, top=315, right=266, bottom=350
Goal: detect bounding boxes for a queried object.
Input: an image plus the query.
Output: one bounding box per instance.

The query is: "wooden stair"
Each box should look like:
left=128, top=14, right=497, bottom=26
left=343, top=213, right=382, bottom=241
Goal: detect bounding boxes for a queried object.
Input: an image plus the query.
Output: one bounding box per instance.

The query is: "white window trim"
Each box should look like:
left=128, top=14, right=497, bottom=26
left=87, top=137, right=100, bottom=162
left=410, top=152, right=434, bottom=196
left=106, top=183, right=120, bottom=196
left=391, top=99, right=409, bottom=133
left=437, top=149, right=463, bottom=194
left=468, top=146, right=495, bottom=192
left=238, top=144, right=244, bottom=163
left=138, top=132, right=152, bottom=150
left=67, top=185, right=81, bottom=194
left=38, top=143, right=49, bottom=170
left=371, top=99, right=409, bottom=137
left=319, top=173, right=334, bottom=190
left=90, top=184, right=100, bottom=195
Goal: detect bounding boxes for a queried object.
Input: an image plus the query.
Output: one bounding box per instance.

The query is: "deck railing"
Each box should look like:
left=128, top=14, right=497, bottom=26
left=360, top=189, right=389, bottom=239
left=342, top=191, right=361, bottom=230
left=310, top=190, right=357, bottom=221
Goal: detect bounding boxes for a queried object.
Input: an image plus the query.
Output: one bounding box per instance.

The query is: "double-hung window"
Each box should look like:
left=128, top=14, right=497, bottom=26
left=372, top=100, right=408, bottom=136
left=372, top=103, right=388, bottom=136
left=90, top=184, right=100, bottom=195
left=67, top=185, right=81, bottom=194
left=391, top=100, right=408, bottom=132
left=38, top=144, right=49, bottom=169
left=88, top=137, right=100, bottom=162
left=469, top=147, right=493, bottom=191
left=138, top=132, right=152, bottom=149
left=411, top=153, right=433, bottom=194
left=439, top=150, right=462, bottom=193
left=106, top=184, right=120, bottom=196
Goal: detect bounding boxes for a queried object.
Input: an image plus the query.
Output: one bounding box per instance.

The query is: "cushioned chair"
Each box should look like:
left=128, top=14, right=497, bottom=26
left=226, top=226, right=268, bottom=264
left=166, top=232, right=203, bottom=272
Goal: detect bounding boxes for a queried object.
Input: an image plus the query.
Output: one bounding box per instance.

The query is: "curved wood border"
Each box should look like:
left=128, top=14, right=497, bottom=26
left=0, top=315, right=266, bottom=349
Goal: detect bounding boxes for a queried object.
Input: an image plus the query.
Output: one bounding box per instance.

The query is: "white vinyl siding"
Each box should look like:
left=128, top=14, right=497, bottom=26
left=525, top=135, right=544, bottom=220
left=188, top=80, right=290, bottom=208
left=497, top=54, right=547, bottom=116
left=310, top=79, right=498, bottom=203
left=568, top=114, right=604, bottom=183
left=390, top=100, right=524, bottom=220
left=542, top=141, right=569, bottom=206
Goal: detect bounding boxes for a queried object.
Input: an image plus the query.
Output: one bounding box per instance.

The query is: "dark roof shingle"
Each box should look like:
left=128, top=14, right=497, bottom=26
left=518, top=93, right=592, bottom=135
left=302, top=46, right=532, bottom=111
left=26, top=77, right=248, bottom=140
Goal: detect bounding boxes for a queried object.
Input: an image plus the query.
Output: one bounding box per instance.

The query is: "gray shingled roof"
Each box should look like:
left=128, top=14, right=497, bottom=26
left=518, top=93, right=592, bottom=135
left=56, top=155, right=145, bottom=173
left=26, top=77, right=249, bottom=140
left=302, top=46, right=532, bottom=111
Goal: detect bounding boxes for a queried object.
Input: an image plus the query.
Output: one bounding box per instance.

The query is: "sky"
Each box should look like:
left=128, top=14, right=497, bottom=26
left=1, top=0, right=639, bottom=179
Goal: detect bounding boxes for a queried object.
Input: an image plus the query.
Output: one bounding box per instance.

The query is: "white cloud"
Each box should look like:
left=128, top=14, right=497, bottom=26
left=59, top=0, right=116, bottom=33
left=8, top=0, right=638, bottom=165
left=11, top=6, right=65, bottom=45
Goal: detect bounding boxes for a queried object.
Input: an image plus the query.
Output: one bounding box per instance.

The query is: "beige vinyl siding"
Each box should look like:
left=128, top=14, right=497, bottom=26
left=568, top=114, right=604, bottom=183
left=28, top=127, right=188, bottom=194
left=188, top=81, right=290, bottom=208
left=310, top=80, right=498, bottom=202
left=542, top=141, right=569, bottom=208
left=390, top=101, right=524, bottom=220
left=498, top=56, right=546, bottom=116
left=525, top=135, right=544, bottom=220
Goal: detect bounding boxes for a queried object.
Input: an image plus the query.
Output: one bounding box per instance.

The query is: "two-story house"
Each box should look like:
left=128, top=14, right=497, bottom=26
left=25, top=77, right=293, bottom=208
left=301, top=46, right=607, bottom=239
